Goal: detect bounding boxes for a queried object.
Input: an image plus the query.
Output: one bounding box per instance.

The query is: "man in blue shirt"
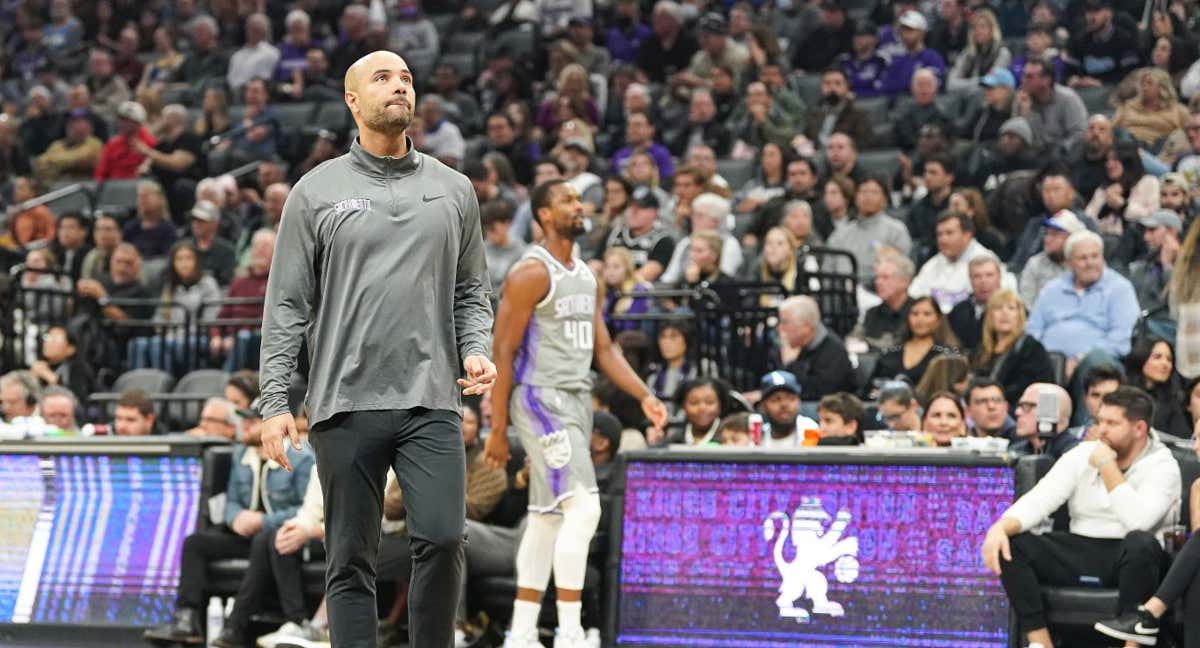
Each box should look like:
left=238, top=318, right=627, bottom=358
left=879, top=11, right=946, bottom=97
left=1026, top=230, right=1138, bottom=423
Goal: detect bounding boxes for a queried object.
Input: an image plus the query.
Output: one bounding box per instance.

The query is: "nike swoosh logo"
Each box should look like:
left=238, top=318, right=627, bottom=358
left=422, top=194, right=444, bottom=203
left=1134, top=623, right=1158, bottom=634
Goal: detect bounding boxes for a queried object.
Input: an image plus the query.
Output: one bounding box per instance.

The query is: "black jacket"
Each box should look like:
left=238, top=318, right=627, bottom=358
left=784, top=330, right=858, bottom=401
left=975, top=334, right=1056, bottom=410
left=948, top=299, right=985, bottom=353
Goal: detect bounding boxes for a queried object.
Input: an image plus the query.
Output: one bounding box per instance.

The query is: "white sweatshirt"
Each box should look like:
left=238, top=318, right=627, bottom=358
left=1004, top=434, right=1181, bottom=539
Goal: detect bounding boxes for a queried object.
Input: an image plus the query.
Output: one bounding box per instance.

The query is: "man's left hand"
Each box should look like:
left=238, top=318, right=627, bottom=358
left=274, top=520, right=308, bottom=555
left=459, top=355, right=497, bottom=395
left=1088, top=441, right=1117, bottom=469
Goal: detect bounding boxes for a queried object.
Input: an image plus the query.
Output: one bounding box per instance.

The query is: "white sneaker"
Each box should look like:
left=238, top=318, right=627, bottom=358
left=585, top=627, right=601, bottom=648
left=502, top=628, right=543, bottom=648
left=554, top=626, right=589, bottom=648
left=454, top=627, right=471, bottom=648
left=257, top=620, right=329, bottom=648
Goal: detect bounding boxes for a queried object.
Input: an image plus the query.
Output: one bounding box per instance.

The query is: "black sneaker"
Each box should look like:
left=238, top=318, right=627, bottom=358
left=1094, top=606, right=1159, bottom=646
left=143, top=608, right=204, bottom=645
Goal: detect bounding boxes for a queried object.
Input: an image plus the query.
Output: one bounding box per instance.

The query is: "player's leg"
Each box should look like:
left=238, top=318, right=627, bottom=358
left=392, top=407, right=466, bottom=648
left=552, top=486, right=602, bottom=645
left=551, top=393, right=603, bottom=646
left=308, top=411, right=395, bottom=648
left=510, top=511, right=563, bottom=644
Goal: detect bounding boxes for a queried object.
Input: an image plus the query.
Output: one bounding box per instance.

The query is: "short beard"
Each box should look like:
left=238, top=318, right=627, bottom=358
left=365, top=104, right=413, bottom=137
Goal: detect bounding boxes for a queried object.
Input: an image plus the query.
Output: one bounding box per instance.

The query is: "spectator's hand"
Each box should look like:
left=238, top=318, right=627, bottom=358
left=898, top=153, right=913, bottom=184
left=131, top=138, right=152, bottom=156
left=1064, top=355, right=1080, bottom=382
left=1084, top=424, right=1101, bottom=441
left=645, top=425, right=666, bottom=446
left=514, top=464, right=530, bottom=490
left=482, top=425, right=510, bottom=470
left=247, top=123, right=269, bottom=143
left=274, top=520, right=308, bottom=555
left=685, top=262, right=701, bottom=284
left=459, top=355, right=497, bottom=395
left=791, top=134, right=815, bottom=158
left=1104, top=183, right=1125, bottom=209
left=242, top=187, right=262, bottom=205
left=980, top=523, right=1012, bottom=575
left=261, top=413, right=302, bottom=471
left=76, top=279, right=107, bottom=300
left=1015, top=90, right=1032, bottom=116
left=1088, top=440, right=1117, bottom=469
left=736, top=196, right=764, bottom=213
left=231, top=510, right=264, bottom=537
left=642, top=395, right=668, bottom=431
left=749, top=101, right=769, bottom=123
left=29, top=360, right=56, bottom=385
left=137, top=158, right=152, bottom=175
left=1161, top=233, right=1180, bottom=268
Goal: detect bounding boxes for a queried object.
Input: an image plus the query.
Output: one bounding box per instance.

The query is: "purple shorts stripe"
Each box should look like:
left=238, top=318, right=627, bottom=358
left=513, top=319, right=539, bottom=384
left=522, top=386, right=567, bottom=498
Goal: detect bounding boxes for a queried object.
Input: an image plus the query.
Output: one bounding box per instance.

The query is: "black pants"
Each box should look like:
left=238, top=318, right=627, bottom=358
left=224, top=528, right=316, bottom=632
left=1156, top=532, right=1200, bottom=648
left=176, top=528, right=254, bottom=610
left=310, top=408, right=466, bottom=648
left=1000, top=530, right=1167, bottom=634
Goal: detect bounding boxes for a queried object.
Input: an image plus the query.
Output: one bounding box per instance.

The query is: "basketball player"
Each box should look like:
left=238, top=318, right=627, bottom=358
left=258, top=51, right=496, bottom=648
left=484, top=179, right=668, bottom=647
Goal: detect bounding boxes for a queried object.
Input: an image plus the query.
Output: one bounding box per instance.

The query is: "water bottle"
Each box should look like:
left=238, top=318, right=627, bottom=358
left=206, top=596, right=223, bottom=646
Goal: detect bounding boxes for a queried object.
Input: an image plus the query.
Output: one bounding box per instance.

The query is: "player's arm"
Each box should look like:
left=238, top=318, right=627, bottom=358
left=592, top=284, right=668, bottom=430
left=483, top=259, right=550, bottom=470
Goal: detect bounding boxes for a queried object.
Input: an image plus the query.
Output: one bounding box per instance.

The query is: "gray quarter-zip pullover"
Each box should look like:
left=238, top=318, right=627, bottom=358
left=259, top=137, right=493, bottom=426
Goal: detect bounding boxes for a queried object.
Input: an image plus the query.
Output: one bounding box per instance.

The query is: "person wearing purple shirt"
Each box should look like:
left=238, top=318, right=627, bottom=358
left=879, top=11, right=947, bottom=97
left=122, top=181, right=178, bottom=260
left=607, top=0, right=653, bottom=63
left=610, top=111, right=675, bottom=180
left=841, top=20, right=888, bottom=98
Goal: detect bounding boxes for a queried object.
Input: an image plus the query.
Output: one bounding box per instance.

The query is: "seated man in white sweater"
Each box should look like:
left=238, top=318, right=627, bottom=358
left=981, top=386, right=1181, bottom=648
left=908, top=211, right=1015, bottom=313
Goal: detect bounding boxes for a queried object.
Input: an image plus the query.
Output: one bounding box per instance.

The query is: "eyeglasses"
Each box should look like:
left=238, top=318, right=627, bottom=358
left=1016, top=401, right=1037, bottom=413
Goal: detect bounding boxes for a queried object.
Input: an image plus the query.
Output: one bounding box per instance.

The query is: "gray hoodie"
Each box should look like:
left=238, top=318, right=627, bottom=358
left=259, top=138, right=493, bottom=426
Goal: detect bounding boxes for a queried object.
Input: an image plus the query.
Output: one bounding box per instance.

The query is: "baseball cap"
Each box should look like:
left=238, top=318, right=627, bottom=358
left=592, top=411, right=622, bottom=453
left=632, top=186, right=660, bottom=209
left=117, top=100, right=147, bottom=124
left=568, top=15, right=592, bottom=26
left=897, top=10, right=928, bottom=31
left=1144, top=209, right=1183, bottom=232
left=190, top=200, right=220, bottom=223
left=760, top=370, right=802, bottom=399
left=979, top=68, right=1016, bottom=89
left=698, top=12, right=728, bottom=34
left=561, top=137, right=593, bottom=155
left=1042, top=209, right=1085, bottom=234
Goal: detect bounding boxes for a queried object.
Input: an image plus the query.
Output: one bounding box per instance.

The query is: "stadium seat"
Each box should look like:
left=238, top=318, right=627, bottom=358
left=716, top=158, right=755, bottom=190
left=854, top=351, right=879, bottom=393
left=1010, top=449, right=1199, bottom=647
left=428, top=13, right=457, bottom=38
left=94, top=179, right=141, bottom=213
left=856, top=149, right=903, bottom=182
left=792, top=74, right=822, bottom=106
left=487, top=24, right=536, bottom=59
left=113, top=368, right=176, bottom=395
left=272, top=102, right=318, bottom=130
left=1047, top=352, right=1067, bottom=386
left=171, top=369, right=230, bottom=429
left=1076, top=85, right=1113, bottom=116
left=447, top=31, right=486, bottom=56
left=439, top=52, right=478, bottom=83
left=312, top=101, right=351, bottom=133
left=43, top=182, right=95, bottom=217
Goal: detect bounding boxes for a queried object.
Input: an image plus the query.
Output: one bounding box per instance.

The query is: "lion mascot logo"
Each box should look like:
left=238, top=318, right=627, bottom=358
left=762, top=496, right=860, bottom=622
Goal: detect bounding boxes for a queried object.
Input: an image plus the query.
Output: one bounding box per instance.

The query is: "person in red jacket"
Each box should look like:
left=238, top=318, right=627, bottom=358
left=211, top=228, right=273, bottom=370
left=94, top=100, right=157, bottom=181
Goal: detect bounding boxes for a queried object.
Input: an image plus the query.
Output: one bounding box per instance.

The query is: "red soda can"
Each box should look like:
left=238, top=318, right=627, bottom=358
left=748, top=414, right=763, bottom=445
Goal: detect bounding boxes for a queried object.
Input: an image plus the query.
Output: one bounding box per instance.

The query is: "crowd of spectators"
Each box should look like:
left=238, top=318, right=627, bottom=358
left=1, top=0, right=1200, bottom=646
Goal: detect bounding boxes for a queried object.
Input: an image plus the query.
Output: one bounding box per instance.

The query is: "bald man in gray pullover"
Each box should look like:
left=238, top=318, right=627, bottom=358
left=258, top=51, right=496, bottom=648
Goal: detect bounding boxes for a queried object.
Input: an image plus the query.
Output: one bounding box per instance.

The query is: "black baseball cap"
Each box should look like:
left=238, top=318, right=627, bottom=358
left=632, top=186, right=660, bottom=209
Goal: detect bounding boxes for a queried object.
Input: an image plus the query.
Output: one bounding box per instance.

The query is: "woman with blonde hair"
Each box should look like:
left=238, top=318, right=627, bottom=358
left=1113, top=68, right=1190, bottom=148
left=972, top=289, right=1055, bottom=408
left=749, top=226, right=799, bottom=307
left=947, top=9, right=1012, bottom=91
left=1171, top=219, right=1200, bottom=379
left=623, top=149, right=671, bottom=209
left=537, top=62, right=599, bottom=132
left=600, top=247, right=655, bottom=333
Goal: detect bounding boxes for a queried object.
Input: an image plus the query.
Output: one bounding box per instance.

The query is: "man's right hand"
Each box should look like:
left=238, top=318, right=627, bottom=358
left=261, top=413, right=301, bottom=471
left=483, top=426, right=510, bottom=470
left=981, top=524, right=1012, bottom=575
left=231, top=510, right=264, bottom=537
left=274, top=520, right=308, bottom=555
